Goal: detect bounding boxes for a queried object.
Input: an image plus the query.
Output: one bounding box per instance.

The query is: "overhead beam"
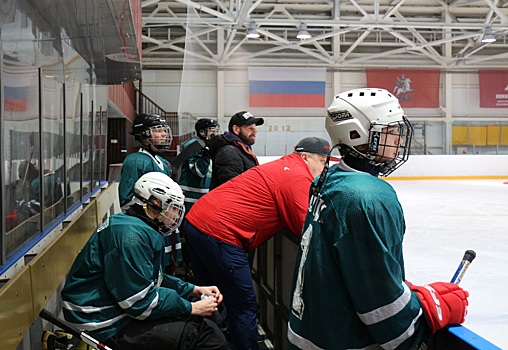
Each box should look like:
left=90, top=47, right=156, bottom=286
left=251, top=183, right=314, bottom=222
left=174, top=0, right=234, bottom=22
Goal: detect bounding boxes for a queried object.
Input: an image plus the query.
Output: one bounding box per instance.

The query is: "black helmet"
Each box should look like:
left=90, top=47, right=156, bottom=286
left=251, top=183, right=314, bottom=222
left=18, top=160, right=39, bottom=182
left=195, top=118, right=220, bottom=140
left=131, top=113, right=172, bottom=152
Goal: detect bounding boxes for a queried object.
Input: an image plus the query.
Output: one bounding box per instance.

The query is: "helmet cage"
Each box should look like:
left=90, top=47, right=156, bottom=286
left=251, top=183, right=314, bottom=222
left=143, top=124, right=172, bottom=152
left=198, top=126, right=220, bottom=140
left=366, top=116, right=412, bottom=176
left=195, top=118, right=220, bottom=140
left=132, top=114, right=173, bottom=152
left=138, top=193, right=185, bottom=236
left=155, top=199, right=185, bottom=236
left=133, top=173, right=185, bottom=236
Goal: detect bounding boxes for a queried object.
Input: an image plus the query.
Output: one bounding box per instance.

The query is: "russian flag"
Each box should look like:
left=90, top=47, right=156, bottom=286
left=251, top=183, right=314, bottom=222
left=249, top=67, right=326, bottom=108
left=4, top=86, right=28, bottom=112
left=3, top=72, right=31, bottom=112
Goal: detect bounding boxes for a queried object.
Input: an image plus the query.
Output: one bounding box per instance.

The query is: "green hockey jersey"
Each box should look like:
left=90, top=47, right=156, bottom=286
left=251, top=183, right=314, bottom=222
left=178, top=137, right=212, bottom=213
left=31, top=171, right=63, bottom=207
left=118, top=149, right=171, bottom=208
left=287, top=164, right=430, bottom=350
left=118, top=149, right=182, bottom=266
left=61, top=212, right=195, bottom=342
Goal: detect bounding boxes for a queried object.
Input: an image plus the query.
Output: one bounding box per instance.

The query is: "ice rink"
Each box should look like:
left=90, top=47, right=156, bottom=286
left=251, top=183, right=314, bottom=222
left=388, top=179, right=508, bottom=349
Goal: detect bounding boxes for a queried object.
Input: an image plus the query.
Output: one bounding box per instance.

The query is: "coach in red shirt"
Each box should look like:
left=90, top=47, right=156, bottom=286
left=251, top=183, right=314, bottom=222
left=182, top=137, right=331, bottom=350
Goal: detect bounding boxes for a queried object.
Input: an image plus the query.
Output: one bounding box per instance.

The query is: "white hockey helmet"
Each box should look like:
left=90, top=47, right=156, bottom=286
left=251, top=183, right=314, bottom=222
left=133, top=172, right=185, bottom=236
left=325, top=88, right=413, bottom=176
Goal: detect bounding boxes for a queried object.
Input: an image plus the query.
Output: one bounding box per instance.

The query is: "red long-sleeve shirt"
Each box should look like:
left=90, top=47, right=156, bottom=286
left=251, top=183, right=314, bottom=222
left=185, top=152, right=314, bottom=252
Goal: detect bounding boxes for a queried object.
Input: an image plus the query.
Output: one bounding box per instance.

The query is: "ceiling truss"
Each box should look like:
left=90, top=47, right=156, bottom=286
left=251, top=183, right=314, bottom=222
left=141, top=0, right=508, bottom=69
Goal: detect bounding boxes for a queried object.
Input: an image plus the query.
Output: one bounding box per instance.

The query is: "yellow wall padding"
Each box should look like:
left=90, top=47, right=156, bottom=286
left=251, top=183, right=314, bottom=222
left=487, top=126, right=501, bottom=146
left=452, top=126, right=468, bottom=145
left=468, top=126, right=487, bottom=146
left=452, top=126, right=490, bottom=146
left=0, top=266, right=33, bottom=350
left=501, top=126, right=508, bottom=145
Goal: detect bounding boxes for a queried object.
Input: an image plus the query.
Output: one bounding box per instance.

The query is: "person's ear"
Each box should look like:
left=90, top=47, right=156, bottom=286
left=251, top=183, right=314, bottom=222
left=232, top=125, right=240, bottom=135
left=150, top=197, right=162, bottom=209
left=356, top=144, right=369, bottom=152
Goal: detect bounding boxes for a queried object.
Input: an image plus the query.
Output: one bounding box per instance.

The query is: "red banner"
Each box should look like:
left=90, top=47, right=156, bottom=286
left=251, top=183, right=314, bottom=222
left=366, top=69, right=440, bottom=108
left=479, top=70, right=508, bottom=108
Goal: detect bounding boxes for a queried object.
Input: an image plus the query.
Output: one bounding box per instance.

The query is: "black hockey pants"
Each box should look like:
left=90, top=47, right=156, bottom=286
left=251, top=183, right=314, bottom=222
left=105, top=316, right=228, bottom=350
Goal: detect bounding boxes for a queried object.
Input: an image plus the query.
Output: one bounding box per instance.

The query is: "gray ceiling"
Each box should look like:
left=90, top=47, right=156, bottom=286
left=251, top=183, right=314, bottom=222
left=140, top=0, right=508, bottom=70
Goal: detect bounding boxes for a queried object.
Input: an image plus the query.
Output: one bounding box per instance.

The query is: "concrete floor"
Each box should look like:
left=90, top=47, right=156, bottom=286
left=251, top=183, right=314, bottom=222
left=388, top=179, right=508, bottom=349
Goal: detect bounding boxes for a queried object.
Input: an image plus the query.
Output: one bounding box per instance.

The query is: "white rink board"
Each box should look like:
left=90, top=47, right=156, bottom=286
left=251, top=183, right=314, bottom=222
left=259, top=154, right=508, bottom=177
left=389, top=155, right=508, bottom=177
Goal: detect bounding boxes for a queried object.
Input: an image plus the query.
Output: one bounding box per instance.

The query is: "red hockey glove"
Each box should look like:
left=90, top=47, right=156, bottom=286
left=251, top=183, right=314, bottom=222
left=409, top=282, right=469, bottom=333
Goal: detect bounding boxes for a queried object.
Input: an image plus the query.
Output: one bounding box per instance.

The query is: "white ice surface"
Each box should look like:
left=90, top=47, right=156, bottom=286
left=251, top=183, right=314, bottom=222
left=388, top=180, right=508, bottom=349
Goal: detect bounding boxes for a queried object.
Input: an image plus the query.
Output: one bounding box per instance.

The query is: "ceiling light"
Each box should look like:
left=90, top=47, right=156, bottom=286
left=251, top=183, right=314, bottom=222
left=481, top=27, right=496, bottom=43
left=297, top=23, right=311, bottom=40
left=246, top=22, right=260, bottom=39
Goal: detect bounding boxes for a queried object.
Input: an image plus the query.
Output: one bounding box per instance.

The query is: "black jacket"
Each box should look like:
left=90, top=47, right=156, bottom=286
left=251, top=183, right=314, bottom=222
left=207, top=132, right=259, bottom=190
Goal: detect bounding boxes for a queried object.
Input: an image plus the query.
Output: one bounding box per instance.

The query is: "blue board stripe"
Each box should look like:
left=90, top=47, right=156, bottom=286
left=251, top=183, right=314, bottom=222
left=447, top=326, right=503, bottom=350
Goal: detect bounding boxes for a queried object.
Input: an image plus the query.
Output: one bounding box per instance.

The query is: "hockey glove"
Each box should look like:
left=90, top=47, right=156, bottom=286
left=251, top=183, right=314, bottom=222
left=409, top=281, right=469, bottom=333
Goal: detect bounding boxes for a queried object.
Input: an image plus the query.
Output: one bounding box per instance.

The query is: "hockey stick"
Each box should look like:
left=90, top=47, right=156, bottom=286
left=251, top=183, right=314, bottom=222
left=450, top=249, right=476, bottom=284
left=170, top=139, right=206, bottom=182
left=20, top=132, right=36, bottom=196
left=418, top=250, right=476, bottom=350
left=39, top=310, right=113, bottom=350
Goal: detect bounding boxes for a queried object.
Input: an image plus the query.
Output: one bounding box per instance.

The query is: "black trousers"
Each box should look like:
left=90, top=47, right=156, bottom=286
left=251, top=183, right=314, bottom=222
left=105, top=317, right=228, bottom=350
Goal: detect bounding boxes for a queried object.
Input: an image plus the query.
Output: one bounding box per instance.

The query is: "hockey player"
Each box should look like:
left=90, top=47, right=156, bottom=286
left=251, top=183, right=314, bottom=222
left=176, top=118, right=220, bottom=281
left=179, top=118, right=220, bottom=212
left=119, top=113, right=172, bottom=209
left=61, top=172, right=228, bottom=350
left=287, top=88, right=469, bottom=349
left=118, top=113, right=182, bottom=272
left=15, top=161, right=63, bottom=218
left=182, top=137, right=331, bottom=350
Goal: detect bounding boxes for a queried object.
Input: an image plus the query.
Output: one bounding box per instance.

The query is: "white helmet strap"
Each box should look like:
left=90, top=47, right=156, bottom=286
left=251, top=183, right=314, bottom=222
left=135, top=193, right=163, bottom=213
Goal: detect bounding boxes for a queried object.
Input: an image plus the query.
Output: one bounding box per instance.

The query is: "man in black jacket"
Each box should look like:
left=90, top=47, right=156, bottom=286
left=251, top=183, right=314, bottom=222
left=207, top=111, right=264, bottom=190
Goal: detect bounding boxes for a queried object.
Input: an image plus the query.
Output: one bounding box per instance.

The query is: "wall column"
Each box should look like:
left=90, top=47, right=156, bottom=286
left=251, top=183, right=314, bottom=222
left=217, top=69, right=225, bottom=126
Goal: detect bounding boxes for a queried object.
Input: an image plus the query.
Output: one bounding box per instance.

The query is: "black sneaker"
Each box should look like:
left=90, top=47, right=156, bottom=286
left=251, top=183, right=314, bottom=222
left=41, top=330, right=73, bottom=350
left=41, top=330, right=92, bottom=350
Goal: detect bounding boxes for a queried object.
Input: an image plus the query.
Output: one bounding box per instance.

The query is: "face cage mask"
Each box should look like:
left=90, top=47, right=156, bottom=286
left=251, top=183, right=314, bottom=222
left=145, top=125, right=172, bottom=152
left=199, top=126, right=220, bottom=140
left=367, top=116, right=413, bottom=176
left=155, top=201, right=185, bottom=236
left=310, top=117, right=411, bottom=214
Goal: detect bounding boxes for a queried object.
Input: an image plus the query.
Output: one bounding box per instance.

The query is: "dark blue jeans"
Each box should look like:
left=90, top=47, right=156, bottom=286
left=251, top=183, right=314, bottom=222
left=182, top=219, right=259, bottom=350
